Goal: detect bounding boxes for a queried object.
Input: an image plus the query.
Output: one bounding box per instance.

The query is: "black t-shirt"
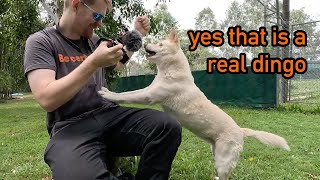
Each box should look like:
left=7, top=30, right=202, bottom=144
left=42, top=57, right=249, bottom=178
left=24, top=26, right=117, bottom=133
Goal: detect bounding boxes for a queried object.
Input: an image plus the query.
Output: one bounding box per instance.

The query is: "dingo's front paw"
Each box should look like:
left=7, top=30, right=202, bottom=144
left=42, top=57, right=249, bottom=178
left=98, top=87, right=112, bottom=99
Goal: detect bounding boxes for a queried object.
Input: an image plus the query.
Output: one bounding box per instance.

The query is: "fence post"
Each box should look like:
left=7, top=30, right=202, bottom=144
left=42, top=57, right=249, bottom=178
left=281, top=0, right=290, bottom=103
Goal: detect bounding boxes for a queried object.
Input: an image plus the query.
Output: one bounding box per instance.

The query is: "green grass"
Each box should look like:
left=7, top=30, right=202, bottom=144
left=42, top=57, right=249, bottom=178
left=0, top=98, right=319, bottom=180
left=0, top=98, right=50, bottom=180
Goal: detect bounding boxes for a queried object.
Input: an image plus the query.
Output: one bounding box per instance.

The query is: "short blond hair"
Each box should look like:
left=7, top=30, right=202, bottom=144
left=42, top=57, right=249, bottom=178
left=64, top=0, right=112, bottom=9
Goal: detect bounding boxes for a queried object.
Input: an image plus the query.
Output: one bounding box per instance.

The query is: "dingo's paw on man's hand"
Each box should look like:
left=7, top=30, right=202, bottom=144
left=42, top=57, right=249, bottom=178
left=98, top=87, right=112, bottom=99
left=98, top=87, right=125, bottom=104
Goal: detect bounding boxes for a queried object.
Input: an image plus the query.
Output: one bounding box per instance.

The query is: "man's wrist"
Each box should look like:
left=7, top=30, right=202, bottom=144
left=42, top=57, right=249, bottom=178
left=134, top=29, right=144, bottom=37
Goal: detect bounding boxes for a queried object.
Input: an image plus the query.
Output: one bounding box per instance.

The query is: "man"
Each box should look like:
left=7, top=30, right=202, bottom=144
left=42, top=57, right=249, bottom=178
left=23, top=0, right=182, bottom=179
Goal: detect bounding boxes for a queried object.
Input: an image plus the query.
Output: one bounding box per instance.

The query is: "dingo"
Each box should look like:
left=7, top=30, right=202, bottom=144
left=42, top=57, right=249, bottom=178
left=99, top=30, right=290, bottom=180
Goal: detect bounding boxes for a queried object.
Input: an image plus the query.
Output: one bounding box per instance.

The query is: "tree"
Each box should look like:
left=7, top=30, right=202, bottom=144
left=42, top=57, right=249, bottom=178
left=194, top=7, right=217, bottom=30
left=0, top=0, right=45, bottom=100
left=219, top=0, right=246, bottom=59
left=39, top=0, right=155, bottom=38
left=39, top=0, right=61, bottom=25
left=290, top=8, right=320, bottom=61
left=188, top=7, right=218, bottom=70
left=241, top=0, right=267, bottom=59
left=130, top=3, right=178, bottom=74
left=218, top=0, right=280, bottom=61
left=95, top=0, right=153, bottom=38
left=150, top=3, right=178, bottom=39
left=242, top=0, right=264, bottom=30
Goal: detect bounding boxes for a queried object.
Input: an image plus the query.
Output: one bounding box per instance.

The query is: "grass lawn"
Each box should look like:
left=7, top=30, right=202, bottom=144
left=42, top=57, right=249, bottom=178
left=0, top=98, right=319, bottom=180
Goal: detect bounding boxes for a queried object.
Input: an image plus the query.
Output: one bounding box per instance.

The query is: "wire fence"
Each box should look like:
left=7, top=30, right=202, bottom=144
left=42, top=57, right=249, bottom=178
left=285, top=21, right=320, bottom=104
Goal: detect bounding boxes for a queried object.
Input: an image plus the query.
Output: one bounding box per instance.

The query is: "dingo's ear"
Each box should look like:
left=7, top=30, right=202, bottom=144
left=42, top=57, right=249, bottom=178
left=168, top=29, right=179, bottom=44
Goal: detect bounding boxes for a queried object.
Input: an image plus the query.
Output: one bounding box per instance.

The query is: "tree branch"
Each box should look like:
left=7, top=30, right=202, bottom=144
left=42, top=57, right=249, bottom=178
left=40, top=0, right=59, bottom=25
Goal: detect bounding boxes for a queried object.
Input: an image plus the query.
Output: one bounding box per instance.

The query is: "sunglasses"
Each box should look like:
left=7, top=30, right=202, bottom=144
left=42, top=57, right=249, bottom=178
left=80, top=1, right=105, bottom=22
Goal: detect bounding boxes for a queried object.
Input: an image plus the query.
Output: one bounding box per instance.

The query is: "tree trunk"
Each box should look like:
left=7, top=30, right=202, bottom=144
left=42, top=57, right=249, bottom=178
left=0, top=45, right=2, bottom=70
left=281, top=0, right=290, bottom=102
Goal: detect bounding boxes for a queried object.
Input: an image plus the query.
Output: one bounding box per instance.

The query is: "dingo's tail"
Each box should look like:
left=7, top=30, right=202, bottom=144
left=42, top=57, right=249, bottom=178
left=242, top=128, right=290, bottom=151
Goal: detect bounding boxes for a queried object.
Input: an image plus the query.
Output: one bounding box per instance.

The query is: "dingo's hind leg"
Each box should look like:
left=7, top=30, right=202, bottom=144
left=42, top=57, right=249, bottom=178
left=213, top=138, right=243, bottom=180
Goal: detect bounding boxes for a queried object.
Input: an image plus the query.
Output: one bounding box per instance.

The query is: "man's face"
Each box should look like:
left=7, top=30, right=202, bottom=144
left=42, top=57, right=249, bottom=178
left=77, top=0, right=111, bottom=38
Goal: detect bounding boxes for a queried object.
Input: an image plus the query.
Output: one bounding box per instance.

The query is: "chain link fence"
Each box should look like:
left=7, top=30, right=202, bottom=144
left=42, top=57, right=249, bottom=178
left=284, top=21, right=320, bottom=104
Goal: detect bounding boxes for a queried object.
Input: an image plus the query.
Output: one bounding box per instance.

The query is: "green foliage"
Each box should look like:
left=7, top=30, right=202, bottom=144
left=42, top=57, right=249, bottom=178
left=150, top=3, right=178, bottom=39
left=278, top=102, right=320, bottom=115
left=290, top=9, right=320, bottom=61
left=178, top=30, right=212, bottom=68
left=106, top=70, right=122, bottom=90
left=0, top=70, right=14, bottom=100
left=220, top=0, right=245, bottom=29
left=0, top=0, right=45, bottom=100
left=0, top=70, right=12, bottom=89
left=218, top=0, right=246, bottom=58
left=93, top=0, right=160, bottom=85
left=95, top=0, right=153, bottom=38
left=194, top=7, right=217, bottom=30
left=136, top=3, right=178, bottom=73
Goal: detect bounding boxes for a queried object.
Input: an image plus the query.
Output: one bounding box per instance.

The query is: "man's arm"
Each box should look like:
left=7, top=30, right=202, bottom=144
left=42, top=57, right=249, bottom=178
left=27, top=41, right=123, bottom=112
left=28, top=57, right=97, bottom=112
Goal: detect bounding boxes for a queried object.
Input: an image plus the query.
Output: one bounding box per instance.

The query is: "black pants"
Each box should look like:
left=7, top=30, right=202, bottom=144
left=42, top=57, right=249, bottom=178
left=44, top=106, right=182, bottom=180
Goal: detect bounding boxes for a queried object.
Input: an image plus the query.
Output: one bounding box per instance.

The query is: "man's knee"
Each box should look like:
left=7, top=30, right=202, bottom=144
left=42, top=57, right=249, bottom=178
left=150, top=110, right=182, bottom=143
left=163, top=113, right=182, bottom=139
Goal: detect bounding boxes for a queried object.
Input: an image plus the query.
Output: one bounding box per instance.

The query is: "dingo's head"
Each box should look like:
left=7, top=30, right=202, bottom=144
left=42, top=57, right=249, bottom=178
left=144, top=29, right=180, bottom=63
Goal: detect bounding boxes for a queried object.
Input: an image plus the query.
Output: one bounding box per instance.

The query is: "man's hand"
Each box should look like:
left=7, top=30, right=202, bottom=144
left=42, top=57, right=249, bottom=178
left=134, top=15, right=151, bottom=37
left=90, top=42, right=123, bottom=68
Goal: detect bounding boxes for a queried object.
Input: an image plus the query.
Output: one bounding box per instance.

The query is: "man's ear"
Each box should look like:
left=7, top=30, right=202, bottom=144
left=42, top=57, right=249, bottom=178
left=168, top=28, right=180, bottom=46
left=71, top=0, right=81, bottom=10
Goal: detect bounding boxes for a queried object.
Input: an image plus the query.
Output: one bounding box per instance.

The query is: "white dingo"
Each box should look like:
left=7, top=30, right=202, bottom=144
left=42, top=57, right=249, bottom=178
left=98, top=30, right=290, bottom=180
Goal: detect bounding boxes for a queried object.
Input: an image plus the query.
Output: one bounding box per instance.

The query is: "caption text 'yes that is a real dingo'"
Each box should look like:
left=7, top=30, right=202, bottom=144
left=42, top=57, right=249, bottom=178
left=187, top=25, right=307, bottom=79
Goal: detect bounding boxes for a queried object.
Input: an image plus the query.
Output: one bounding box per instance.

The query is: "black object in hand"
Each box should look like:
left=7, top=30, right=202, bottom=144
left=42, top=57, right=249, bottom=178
left=97, top=29, right=143, bottom=64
